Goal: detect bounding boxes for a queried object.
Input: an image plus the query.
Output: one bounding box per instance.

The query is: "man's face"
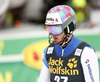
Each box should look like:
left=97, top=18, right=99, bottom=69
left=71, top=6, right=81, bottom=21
left=50, top=32, right=65, bottom=44
left=46, top=24, right=66, bottom=44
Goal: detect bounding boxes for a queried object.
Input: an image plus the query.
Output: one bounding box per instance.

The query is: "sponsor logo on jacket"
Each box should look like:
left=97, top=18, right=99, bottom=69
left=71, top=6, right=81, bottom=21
left=48, top=57, right=79, bottom=75
left=85, top=59, right=94, bottom=82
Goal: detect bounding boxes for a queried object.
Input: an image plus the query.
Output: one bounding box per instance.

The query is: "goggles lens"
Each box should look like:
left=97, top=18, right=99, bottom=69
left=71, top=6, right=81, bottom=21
left=46, top=25, right=63, bottom=35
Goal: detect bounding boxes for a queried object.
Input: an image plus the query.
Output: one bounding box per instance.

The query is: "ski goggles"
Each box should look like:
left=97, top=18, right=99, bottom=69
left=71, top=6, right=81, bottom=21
left=46, top=25, right=63, bottom=35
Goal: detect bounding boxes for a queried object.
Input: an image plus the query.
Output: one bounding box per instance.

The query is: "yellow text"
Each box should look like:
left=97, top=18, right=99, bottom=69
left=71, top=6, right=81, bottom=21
left=0, top=71, right=12, bottom=82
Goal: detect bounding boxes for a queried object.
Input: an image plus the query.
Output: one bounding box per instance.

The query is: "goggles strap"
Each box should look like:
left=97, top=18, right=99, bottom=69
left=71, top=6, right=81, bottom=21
left=49, top=34, right=53, bottom=44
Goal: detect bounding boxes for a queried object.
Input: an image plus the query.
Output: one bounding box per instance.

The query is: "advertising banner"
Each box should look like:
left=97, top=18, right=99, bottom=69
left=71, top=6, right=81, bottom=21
left=0, top=34, right=100, bottom=82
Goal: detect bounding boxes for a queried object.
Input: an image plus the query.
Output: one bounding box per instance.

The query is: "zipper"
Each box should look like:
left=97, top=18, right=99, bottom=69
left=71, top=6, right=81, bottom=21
left=62, top=48, right=64, bottom=56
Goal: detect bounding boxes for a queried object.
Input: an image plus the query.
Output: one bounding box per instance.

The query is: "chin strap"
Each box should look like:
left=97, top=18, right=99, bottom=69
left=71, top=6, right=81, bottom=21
left=61, top=34, right=70, bottom=49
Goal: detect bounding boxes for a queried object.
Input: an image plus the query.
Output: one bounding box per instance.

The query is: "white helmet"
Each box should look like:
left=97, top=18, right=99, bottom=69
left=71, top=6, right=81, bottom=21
left=45, top=5, right=76, bottom=47
left=45, top=5, right=76, bottom=35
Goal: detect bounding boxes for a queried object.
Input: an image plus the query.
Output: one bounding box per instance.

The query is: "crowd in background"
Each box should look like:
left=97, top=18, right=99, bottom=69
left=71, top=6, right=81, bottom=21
left=0, top=0, right=100, bottom=29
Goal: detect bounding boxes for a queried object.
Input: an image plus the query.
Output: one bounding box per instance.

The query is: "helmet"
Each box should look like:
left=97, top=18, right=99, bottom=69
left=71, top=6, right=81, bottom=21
left=45, top=5, right=76, bottom=47
left=45, top=5, right=76, bottom=35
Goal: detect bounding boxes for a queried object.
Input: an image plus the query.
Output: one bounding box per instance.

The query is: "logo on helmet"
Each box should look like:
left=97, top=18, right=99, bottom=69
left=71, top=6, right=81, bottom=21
left=55, top=18, right=58, bottom=22
left=46, top=17, right=54, bottom=21
left=46, top=17, right=58, bottom=22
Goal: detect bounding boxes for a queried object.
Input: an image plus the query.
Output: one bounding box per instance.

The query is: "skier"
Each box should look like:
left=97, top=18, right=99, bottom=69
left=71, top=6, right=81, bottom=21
left=38, top=5, right=99, bottom=82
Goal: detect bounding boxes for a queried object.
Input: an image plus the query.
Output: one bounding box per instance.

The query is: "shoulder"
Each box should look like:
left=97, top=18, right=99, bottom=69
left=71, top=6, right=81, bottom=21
left=84, top=45, right=95, bottom=52
left=42, top=42, right=55, bottom=57
left=42, top=46, right=48, bottom=59
left=42, top=46, right=49, bottom=68
left=83, top=44, right=96, bottom=55
left=81, top=45, right=98, bottom=61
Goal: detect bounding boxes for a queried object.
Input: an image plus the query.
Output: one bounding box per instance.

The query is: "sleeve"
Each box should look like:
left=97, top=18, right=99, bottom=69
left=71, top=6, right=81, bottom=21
left=38, top=47, right=50, bottom=82
left=81, top=46, right=99, bottom=82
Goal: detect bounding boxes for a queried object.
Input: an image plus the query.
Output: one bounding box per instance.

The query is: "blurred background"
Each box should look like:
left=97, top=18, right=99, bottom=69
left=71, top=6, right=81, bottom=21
left=0, top=0, right=100, bottom=82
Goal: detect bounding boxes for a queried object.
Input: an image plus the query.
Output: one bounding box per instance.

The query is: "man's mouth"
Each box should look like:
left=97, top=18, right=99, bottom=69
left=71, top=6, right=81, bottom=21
left=54, top=38, right=58, bottom=41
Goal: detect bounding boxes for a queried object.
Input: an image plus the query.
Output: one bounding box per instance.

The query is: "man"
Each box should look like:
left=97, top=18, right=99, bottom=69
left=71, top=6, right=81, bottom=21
left=38, top=5, right=99, bottom=82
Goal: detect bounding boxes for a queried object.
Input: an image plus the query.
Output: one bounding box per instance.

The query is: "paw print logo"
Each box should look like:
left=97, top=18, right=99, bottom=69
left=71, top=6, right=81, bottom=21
left=67, top=58, right=78, bottom=69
